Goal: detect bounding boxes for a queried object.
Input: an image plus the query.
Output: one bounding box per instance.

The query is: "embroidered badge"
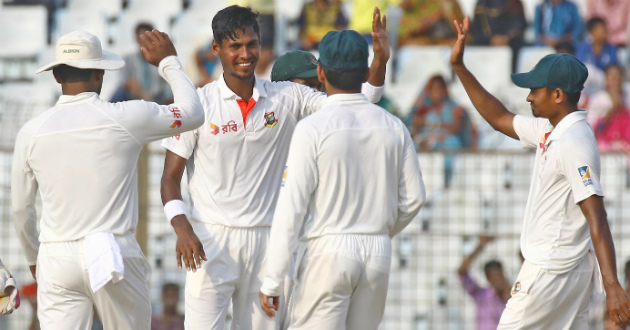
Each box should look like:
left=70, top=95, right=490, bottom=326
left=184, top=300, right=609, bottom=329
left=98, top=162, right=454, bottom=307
left=264, top=112, right=278, bottom=128
left=511, top=281, right=521, bottom=295
left=578, top=166, right=593, bottom=187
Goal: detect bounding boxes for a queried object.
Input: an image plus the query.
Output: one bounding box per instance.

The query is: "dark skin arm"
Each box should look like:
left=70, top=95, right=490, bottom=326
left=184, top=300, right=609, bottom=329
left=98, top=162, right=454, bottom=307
left=450, top=17, right=518, bottom=140
left=161, top=150, right=207, bottom=272
left=457, top=235, right=494, bottom=275
left=367, top=7, right=389, bottom=88
left=580, top=195, right=630, bottom=328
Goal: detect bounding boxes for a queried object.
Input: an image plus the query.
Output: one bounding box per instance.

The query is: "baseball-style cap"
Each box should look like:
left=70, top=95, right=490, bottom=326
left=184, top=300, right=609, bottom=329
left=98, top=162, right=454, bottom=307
left=271, top=50, right=318, bottom=82
left=511, top=53, right=588, bottom=93
left=318, top=30, right=368, bottom=70
left=36, top=30, right=125, bottom=74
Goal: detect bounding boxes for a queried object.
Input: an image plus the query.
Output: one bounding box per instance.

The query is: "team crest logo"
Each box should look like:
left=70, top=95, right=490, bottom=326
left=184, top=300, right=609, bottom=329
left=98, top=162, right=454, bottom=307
left=578, top=166, right=593, bottom=186
left=264, top=112, right=278, bottom=128
left=511, top=281, right=521, bottom=295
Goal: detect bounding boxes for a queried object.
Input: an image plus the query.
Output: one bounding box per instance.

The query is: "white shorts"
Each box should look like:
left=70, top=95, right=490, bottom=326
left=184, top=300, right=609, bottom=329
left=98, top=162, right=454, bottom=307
left=37, top=234, right=151, bottom=330
left=184, top=221, right=275, bottom=330
left=289, top=234, right=391, bottom=330
left=498, top=251, right=596, bottom=330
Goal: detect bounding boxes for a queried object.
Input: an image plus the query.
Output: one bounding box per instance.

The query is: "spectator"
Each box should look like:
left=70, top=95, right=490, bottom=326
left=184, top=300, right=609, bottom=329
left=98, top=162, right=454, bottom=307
left=230, top=0, right=275, bottom=79
left=576, top=18, right=618, bottom=73
left=297, top=0, right=348, bottom=51
left=398, top=0, right=465, bottom=46
left=348, top=0, right=400, bottom=44
left=471, top=0, right=526, bottom=72
left=195, top=40, right=221, bottom=86
left=151, top=283, right=184, bottom=330
left=587, top=64, right=629, bottom=128
left=457, top=236, right=511, bottom=330
left=111, top=23, right=173, bottom=104
left=534, top=0, right=584, bottom=47
left=406, top=75, right=476, bottom=187
left=586, top=0, right=630, bottom=46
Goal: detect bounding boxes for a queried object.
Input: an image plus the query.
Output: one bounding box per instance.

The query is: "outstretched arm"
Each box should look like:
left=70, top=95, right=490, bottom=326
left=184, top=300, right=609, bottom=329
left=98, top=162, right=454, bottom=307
left=580, top=196, right=630, bottom=329
left=458, top=235, right=493, bottom=275
left=450, top=17, right=518, bottom=140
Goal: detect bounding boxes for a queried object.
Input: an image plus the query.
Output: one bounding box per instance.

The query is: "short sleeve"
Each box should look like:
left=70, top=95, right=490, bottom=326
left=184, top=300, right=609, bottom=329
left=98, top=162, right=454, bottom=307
left=161, top=128, right=199, bottom=160
left=513, top=115, right=552, bottom=149
left=559, top=138, right=604, bottom=204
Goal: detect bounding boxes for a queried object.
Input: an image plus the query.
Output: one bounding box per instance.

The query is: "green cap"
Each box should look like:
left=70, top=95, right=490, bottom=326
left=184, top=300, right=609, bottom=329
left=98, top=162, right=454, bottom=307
left=271, top=50, right=319, bottom=82
left=318, top=30, right=368, bottom=69
left=511, top=53, right=588, bottom=93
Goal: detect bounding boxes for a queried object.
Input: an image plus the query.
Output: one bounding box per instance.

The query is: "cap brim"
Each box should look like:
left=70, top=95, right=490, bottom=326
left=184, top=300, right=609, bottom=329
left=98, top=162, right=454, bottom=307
left=292, top=68, right=318, bottom=79
left=510, top=72, right=545, bottom=89
left=36, top=50, right=125, bottom=74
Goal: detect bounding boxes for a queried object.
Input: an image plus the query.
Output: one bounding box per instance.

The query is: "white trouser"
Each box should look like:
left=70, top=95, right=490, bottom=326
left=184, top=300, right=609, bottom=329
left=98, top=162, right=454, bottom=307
left=185, top=221, right=276, bottom=330
left=289, top=234, right=391, bottom=330
left=37, top=233, right=151, bottom=330
left=498, top=251, right=596, bottom=330
left=277, top=253, right=297, bottom=330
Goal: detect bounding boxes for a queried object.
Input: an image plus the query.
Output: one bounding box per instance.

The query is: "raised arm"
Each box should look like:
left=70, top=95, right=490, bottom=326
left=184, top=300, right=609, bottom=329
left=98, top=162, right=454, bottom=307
left=450, top=17, right=518, bottom=140
left=118, top=30, right=204, bottom=144
left=367, top=7, right=389, bottom=88
left=458, top=235, right=493, bottom=275
left=161, top=150, right=206, bottom=272
left=580, top=196, right=630, bottom=328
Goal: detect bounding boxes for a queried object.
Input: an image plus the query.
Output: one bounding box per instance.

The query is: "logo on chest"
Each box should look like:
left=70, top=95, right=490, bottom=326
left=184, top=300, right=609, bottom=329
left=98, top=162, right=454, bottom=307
left=209, top=121, right=238, bottom=135
left=264, top=112, right=278, bottom=128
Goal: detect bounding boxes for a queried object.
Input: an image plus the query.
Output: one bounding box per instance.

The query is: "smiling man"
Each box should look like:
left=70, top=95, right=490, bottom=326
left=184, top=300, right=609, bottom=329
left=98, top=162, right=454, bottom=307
left=450, top=17, right=630, bottom=329
left=159, top=5, right=390, bottom=330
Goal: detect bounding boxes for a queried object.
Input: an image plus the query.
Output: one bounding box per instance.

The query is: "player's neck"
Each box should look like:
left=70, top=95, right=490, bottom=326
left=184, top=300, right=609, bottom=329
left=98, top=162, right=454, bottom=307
left=60, top=82, right=99, bottom=96
left=325, top=85, right=361, bottom=97
left=224, top=74, right=255, bottom=101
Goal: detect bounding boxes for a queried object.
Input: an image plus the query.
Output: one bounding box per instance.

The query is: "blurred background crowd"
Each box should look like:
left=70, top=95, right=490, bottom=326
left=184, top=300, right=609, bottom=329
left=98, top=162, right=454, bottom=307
left=0, top=0, right=629, bottom=329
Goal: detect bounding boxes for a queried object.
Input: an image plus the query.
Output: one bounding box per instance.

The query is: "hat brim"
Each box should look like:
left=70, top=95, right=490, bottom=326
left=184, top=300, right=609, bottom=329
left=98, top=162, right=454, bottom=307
left=35, top=50, right=125, bottom=74
left=292, top=68, right=318, bottom=79
left=511, top=72, right=546, bottom=90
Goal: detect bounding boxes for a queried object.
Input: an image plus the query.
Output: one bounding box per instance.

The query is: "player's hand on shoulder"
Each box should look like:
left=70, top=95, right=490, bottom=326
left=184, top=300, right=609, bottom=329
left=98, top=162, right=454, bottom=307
left=450, top=16, right=470, bottom=67
left=606, top=284, right=630, bottom=329
left=139, top=29, right=178, bottom=67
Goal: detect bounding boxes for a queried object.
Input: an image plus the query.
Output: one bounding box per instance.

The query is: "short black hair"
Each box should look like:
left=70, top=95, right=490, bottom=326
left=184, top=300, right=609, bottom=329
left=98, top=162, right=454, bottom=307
left=162, top=282, right=180, bottom=295
left=586, top=17, right=606, bottom=32
left=546, top=87, right=581, bottom=107
left=212, top=5, right=260, bottom=44
left=321, top=64, right=367, bottom=91
left=53, top=64, right=96, bottom=83
left=484, top=260, right=503, bottom=274
left=135, top=22, right=154, bottom=35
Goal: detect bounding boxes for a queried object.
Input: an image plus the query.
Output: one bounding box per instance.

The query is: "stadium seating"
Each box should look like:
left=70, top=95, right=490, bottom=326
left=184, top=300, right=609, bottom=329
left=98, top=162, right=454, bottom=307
left=170, top=11, right=215, bottom=70
left=456, top=46, right=512, bottom=92
left=128, top=0, right=183, bottom=18
left=53, top=9, right=109, bottom=43
left=112, top=8, right=172, bottom=56
left=516, top=46, right=555, bottom=74
left=66, top=0, right=122, bottom=18
left=0, top=5, right=48, bottom=80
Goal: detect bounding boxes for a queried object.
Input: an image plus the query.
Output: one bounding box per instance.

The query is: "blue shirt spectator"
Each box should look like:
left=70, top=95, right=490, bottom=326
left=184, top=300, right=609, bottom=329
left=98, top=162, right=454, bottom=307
left=534, top=0, right=584, bottom=47
left=575, top=17, right=618, bottom=72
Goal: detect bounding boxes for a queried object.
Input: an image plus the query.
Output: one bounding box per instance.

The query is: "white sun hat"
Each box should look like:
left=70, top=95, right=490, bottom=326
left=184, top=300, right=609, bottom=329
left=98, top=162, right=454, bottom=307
left=36, top=30, right=125, bottom=74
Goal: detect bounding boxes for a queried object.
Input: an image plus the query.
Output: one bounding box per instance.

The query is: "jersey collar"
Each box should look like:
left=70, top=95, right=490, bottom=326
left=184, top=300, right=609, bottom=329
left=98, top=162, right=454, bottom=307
left=325, top=93, right=368, bottom=105
left=56, top=92, right=99, bottom=105
left=218, top=74, right=268, bottom=101
left=546, top=110, right=587, bottom=144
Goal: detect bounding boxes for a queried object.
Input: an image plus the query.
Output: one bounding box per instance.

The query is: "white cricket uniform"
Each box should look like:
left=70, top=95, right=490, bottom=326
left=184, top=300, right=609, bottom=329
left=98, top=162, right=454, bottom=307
left=11, top=56, right=204, bottom=330
left=260, top=93, right=426, bottom=330
left=498, top=111, right=604, bottom=330
left=161, top=75, right=384, bottom=330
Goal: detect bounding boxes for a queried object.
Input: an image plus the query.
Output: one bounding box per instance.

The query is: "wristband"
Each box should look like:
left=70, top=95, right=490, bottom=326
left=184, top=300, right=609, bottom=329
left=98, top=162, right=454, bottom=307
left=164, top=199, right=187, bottom=223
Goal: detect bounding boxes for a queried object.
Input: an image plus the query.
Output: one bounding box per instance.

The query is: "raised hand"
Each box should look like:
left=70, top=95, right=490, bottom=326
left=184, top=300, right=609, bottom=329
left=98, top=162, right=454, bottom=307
left=450, top=16, right=470, bottom=67
left=139, top=29, right=178, bottom=67
left=371, top=6, right=390, bottom=63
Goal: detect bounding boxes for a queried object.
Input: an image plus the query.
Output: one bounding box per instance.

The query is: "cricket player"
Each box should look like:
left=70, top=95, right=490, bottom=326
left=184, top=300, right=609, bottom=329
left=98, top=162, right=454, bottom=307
left=450, top=17, right=630, bottom=329
left=11, top=30, right=204, bottom=330
left=0, top=259, right=20, bottom=315
left=271, top=50, right=322, bottom=92
left=160, top=5, right=390, bottom=330
left=259, top=29, right=425, bottom=330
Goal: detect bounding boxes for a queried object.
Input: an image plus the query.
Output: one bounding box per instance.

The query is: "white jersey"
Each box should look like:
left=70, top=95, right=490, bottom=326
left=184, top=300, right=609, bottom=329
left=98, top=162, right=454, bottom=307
left=12, top=56, right=204, bottom=265
left=161, top=75, right=384, bottom=228
left=261, top=93, right=426, bottom=296
left=513, top=111, right=603, bottom=274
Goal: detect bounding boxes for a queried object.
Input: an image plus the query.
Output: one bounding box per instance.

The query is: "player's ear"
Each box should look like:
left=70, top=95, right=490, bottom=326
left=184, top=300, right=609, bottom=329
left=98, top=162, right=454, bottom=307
left=317, top=65, right=326, bottom=84
left=554, top=88, right=564, bottom=104
left=212, top=39, right=220, bottom=56
left=52, top=67, right=62, bottom=84
left=94, top=70, right=105, bottom=82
